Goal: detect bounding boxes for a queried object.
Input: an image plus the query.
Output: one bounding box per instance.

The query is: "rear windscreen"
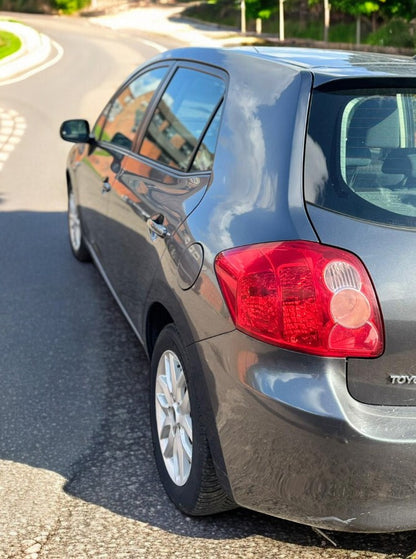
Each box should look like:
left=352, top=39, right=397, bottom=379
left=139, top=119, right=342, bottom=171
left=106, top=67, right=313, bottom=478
left=305, top=87, right=416, bottom=227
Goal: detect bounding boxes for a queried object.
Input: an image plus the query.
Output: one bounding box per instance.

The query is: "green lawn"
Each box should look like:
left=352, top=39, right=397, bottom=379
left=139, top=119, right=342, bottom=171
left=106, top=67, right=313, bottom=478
left=0, top=30, right=22, bottom=60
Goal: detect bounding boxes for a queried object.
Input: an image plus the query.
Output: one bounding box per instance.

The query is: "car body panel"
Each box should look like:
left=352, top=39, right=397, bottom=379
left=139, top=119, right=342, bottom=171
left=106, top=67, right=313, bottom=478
left=182, top=60, right=317, bottom=253
left=69, top=143, right=119, bottom=260
left=104, top=155, right=210, bottom=331
left=251, top=47, right=416, bottom=83
left=196, top=329, right=416, bottom=532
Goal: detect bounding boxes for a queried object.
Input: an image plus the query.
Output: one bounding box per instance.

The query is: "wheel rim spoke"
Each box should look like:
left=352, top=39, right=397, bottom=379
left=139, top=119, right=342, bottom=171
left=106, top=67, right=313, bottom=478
left=157, top=405, right=174, bottom=441
left=180, top=428, right=192, bottom=462
left=163, top=418, right=175, bottom=458
left=174, top=431, right=185, bottom=484
left=178, top=407, right=193, bottom=442
left=155, top=349, right=193, bottom=486
left=156, top=374, right=174, bottom=408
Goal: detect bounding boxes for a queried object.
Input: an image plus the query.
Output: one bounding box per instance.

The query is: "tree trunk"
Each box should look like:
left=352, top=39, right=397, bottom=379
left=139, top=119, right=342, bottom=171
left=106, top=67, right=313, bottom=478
left=279, top=0, right=285, bottom=41
left=298, top=0, right=308, bottom=30
left=324, top=0, right=330, bottom=42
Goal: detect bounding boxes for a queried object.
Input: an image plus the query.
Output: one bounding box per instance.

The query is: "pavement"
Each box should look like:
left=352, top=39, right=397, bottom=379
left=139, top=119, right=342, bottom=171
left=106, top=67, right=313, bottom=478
left=0, top=5, right=243, bottom=81
left=88, top=4, right=241, bottom=47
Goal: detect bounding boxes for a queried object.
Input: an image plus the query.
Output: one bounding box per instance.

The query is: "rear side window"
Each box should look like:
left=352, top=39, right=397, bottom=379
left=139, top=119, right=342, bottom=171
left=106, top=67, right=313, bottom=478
left=139, top=68, right=225, bottom=171
left=305, top=87, right=416, bottom=227
left=96, top=66, right=167, bottom=150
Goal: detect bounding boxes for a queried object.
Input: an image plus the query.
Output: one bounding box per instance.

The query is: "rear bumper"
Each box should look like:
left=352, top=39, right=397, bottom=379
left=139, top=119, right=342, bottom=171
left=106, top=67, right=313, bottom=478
left=197, top=330, right=416, bottom=532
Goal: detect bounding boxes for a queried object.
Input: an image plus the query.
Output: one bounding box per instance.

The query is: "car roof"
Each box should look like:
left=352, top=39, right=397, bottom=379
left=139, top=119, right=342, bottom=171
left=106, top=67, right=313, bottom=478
left=157, top=46, right=416, bottom=85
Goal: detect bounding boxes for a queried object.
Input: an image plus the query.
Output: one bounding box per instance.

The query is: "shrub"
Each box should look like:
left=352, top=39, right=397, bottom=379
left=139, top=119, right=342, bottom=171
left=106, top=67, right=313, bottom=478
left=367, top=18, right=414, bottom=48
left=0, top=0, right=50, bottom=12
left=51, top=0, right=90, bottom=13
left=182, top=3, right=239, bottom=28
left=0, top=0, right=90, bottom=13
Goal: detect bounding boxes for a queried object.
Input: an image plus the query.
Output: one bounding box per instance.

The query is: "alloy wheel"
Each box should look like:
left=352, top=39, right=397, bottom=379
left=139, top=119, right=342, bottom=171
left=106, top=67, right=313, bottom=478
left=155, top=349, right=193, bottom=486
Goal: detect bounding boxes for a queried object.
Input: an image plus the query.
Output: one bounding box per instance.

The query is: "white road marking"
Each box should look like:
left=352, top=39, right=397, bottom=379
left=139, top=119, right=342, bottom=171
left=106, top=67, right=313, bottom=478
left=0, top=40, right=64, bottom=86
left=138, top=38, right=166, bottom=53
left=0, top=108, right=26, bottom=171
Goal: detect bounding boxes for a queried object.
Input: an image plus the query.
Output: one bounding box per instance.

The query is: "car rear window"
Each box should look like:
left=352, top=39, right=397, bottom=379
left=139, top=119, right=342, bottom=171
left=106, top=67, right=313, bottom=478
left=305, top=86, right=416, bottom=228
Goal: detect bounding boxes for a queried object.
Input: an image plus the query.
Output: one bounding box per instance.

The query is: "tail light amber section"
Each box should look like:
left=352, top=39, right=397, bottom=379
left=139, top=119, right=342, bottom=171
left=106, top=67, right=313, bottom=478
left=214, top=241, right=384, bottom=358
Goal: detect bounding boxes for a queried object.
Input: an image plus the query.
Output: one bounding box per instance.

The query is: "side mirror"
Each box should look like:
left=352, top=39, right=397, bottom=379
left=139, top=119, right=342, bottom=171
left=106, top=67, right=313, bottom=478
left=111, top=132, right=132, bottom=151
left=60, top=119, right=92, bottom=143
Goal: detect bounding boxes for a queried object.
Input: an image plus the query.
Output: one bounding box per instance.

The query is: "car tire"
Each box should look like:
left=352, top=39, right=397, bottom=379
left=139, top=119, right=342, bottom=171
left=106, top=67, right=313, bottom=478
left=68, top=188, right=90, bottom=262
left=150, top=324, right=235, bottom=516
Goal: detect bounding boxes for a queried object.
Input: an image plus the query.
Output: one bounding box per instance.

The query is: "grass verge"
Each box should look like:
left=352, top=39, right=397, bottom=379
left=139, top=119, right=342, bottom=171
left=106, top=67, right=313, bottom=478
left=0, top=30, right=22, bottom=60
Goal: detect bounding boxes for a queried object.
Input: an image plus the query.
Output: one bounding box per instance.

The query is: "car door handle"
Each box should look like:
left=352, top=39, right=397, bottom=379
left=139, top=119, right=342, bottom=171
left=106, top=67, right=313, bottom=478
left=102, top=178, right=112, bottom=194
left=122, top=195, right=150, bottom=221
left=147, top=217, right=169, bottom=239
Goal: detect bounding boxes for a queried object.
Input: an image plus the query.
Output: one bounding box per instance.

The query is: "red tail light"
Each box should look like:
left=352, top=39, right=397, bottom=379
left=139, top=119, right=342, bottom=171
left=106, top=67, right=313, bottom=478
left=214, top=241, right=384, bottom=358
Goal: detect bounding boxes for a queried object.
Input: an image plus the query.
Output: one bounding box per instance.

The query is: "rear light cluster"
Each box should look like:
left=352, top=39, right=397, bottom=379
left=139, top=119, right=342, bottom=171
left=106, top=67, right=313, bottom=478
left=214, top=241, right=384, bottom=358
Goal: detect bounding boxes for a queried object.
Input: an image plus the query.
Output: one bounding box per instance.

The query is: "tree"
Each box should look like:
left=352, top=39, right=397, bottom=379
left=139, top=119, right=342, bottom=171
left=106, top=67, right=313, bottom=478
left=380, top=0, right=416, bottom=20
left=245, top=0, right=277, bottom=21
left=51, top=0, right=90, bottom=12
left=331, top=0, right=384, bottom=43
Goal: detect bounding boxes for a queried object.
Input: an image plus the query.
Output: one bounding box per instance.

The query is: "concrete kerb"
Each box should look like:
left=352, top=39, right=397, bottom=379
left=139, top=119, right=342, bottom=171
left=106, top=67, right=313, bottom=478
left=0, top=20, right=51, bottom=80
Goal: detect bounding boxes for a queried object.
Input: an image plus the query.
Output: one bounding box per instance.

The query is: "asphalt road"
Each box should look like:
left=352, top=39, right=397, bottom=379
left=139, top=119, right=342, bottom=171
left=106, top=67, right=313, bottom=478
left=0, top=13, right=416, bottom=559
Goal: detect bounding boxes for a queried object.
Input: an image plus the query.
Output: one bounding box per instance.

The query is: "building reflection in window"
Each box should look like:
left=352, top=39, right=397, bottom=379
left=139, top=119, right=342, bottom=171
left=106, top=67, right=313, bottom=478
left=139, top=68, right=225, bottom=172
left=100, top=66, right=168, bottom=149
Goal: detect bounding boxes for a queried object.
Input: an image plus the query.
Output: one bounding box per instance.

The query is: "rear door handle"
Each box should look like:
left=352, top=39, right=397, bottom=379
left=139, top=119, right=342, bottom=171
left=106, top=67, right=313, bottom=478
left=147, top=216, right=169, bottom=239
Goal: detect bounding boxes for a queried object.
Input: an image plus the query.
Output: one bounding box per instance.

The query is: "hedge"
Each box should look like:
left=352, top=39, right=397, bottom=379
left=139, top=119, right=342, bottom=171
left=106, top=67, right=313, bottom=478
left=0, top=0, right=90, bottom=13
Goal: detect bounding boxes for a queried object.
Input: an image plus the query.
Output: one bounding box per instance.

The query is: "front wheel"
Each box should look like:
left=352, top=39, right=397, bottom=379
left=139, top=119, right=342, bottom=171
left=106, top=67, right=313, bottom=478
left=150, top=324, right=235, bottom=516
left=68, top=189, right=90, bottom=262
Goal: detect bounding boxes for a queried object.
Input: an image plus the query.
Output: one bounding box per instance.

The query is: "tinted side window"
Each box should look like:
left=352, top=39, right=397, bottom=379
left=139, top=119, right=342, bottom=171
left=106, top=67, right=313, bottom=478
left=139, top=68, right=225, bottom=171
left=305, top=88, right=416, bottom=228
left=97, top=66, right=167, bottom=150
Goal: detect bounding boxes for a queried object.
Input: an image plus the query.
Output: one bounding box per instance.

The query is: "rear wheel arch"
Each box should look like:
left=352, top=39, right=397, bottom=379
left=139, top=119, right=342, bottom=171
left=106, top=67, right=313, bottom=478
left=146, top=302, right=174, bottom=357
left=66, top=170, right=72, bottom=194
left=149, top=323, right=236, bottom=515
left=146, top=301, right=235, bottom=505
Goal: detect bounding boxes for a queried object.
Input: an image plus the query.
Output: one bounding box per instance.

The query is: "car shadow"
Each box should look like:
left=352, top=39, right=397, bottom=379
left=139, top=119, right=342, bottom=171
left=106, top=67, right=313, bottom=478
left=62, top=313, right=416, bottom=556
left=0, top=210, right=415, bottom=557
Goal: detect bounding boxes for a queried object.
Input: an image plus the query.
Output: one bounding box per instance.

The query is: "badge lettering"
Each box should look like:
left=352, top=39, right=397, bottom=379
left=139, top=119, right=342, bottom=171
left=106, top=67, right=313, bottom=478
left=389, top=375, right=416, bottom=384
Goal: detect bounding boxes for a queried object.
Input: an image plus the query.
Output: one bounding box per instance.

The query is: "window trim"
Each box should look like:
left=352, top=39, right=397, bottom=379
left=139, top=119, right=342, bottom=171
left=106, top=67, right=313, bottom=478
left=188, top=99, right=224, bottom=173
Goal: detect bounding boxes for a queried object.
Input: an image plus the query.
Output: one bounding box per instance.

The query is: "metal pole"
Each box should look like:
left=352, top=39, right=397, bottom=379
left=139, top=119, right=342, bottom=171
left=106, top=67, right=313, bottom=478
left=356, top=14, right=361, bottom=45
left=279, top=0, right=285, bottom=41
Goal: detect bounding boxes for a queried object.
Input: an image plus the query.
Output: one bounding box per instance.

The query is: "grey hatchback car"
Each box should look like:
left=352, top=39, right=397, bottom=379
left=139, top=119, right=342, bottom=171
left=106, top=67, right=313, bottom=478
left=60, top=47, right=416, bottom=533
